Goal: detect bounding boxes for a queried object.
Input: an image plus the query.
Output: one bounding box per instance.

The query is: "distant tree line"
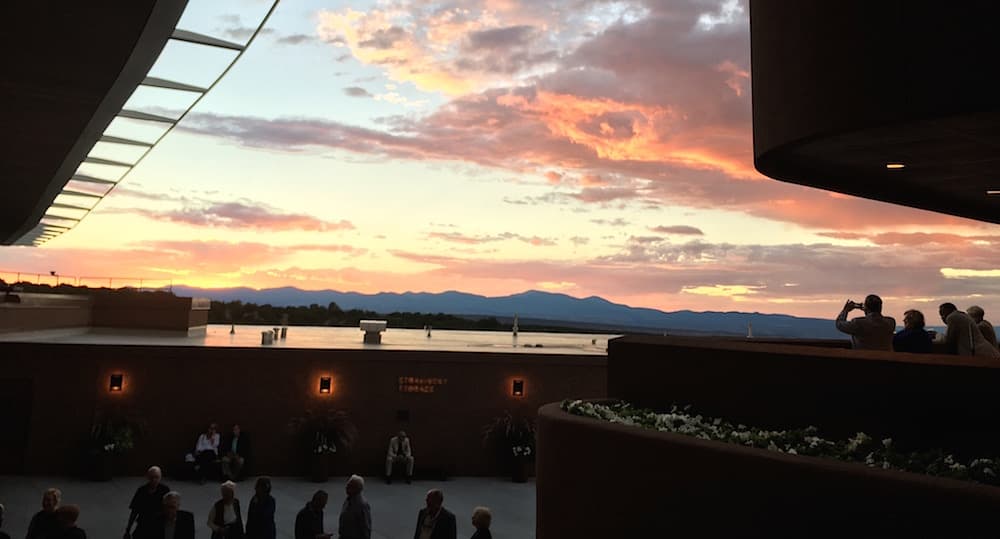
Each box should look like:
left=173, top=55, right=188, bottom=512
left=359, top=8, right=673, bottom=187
left=209, top=300, right=511, bottom=330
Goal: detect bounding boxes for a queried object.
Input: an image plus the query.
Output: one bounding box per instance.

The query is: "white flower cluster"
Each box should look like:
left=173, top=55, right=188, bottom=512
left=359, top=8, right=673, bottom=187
left=512, top=445, right=533, bottom=457
left=561, top=399, right=1000, bottom=486
left=103, top=443, right=116, bottom=452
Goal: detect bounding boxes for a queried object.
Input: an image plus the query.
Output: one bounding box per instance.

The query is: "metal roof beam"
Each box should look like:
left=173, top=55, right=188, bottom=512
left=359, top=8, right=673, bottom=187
left=70, top=174, right=117, bottom=185
left=50, top=202, right=93, bottom=211
left=60, top=190, right=104, bottom=199
left=141, top=76, right=207, bottom=93
left=99, top=135, right=153, bottom=147
left=171, top=29, right=245, bottom=51
left=84, top=156, right=134, bottom=167
left=118, top=109, right=177, bottom=124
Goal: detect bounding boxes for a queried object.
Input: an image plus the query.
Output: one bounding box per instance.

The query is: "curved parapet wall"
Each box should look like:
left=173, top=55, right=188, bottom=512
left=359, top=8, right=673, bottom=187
left=537, top=401, right=1000, bottom=537
left=750, top=1, right=1000, bottom=223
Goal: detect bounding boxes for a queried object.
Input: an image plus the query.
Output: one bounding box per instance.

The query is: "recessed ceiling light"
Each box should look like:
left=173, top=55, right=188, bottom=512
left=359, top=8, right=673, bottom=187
left=885, top=163, right=905, bottom=169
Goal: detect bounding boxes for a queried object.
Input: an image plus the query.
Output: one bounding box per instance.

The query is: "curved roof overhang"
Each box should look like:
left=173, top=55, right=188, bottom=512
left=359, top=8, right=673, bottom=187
left=750, top=1, right=1000, bottom=224
left=3, top=1, right=278, bottom=246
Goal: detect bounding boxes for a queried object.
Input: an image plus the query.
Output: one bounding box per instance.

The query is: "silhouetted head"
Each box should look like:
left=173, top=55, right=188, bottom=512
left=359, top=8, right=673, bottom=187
left=311, top=490, right=328, bottom=510
left=146, top=466, right=162, bottom=488
left=346, top=474, right=364, bottom=497
left=232, top=424, right=241, bottom=436
left=968, top=305, right=986, bottom=322
left=472, top=506, right=492, bottom=530
left=163, top=492, right=181, bottom=520
left=903, top=310, right=926, bottom=330
left=425, top=489, right=444, bottom=513
left=939, top=302, right=958, bottom=322
left=398, top=430, right=407, bottom=439
left=863, top=295, right=883, bottom=314
left=207, top=423, right=218, bottom=435
left=255, top=476, right=272, bottom=497
left=41, top=488, right=61, bottom=511
left=55, top=505, right=80, bottom=528
left=220, top=481, right=236, bottom=502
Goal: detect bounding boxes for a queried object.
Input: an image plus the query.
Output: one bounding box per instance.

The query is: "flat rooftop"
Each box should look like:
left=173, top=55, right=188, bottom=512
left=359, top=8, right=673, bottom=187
left=0, top=324, right=614, bottom=355
left=0, top=475, right=535, bottom=538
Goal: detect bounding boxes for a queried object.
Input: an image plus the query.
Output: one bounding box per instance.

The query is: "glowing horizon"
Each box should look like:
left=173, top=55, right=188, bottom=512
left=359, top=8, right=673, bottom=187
left=1, top=0, right=998, bottom=321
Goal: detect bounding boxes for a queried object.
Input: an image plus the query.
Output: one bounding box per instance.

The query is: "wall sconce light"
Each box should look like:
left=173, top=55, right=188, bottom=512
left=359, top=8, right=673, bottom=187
left=512, top=379, right=524, bottom=397
left=319, top=377, right=332, bottom=394
left=109, top=373, right=123, bottom=392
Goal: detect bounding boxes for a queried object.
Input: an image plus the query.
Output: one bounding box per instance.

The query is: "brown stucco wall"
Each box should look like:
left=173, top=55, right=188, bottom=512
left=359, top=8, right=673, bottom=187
left=607, top=335, right=1000, bottom=456
left=536, top=402, right=1000, bottom=538
left=0, top=342, right=605, bottom=477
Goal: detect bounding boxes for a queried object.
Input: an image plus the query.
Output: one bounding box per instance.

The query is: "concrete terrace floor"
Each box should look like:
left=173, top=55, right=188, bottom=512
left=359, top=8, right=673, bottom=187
left=0, top=476, right=535, bottom=538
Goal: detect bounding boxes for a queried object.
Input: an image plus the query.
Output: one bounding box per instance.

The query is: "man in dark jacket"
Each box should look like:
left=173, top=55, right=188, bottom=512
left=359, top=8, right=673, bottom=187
left=413, top=489, right=456, bottom=539
left=125, top=466, right=170, bottom=539
left=222, top=424, right=250, bottom=481
left=295, top=491, right=332, bottom=539
left=149, top=492, right=194, bottom=539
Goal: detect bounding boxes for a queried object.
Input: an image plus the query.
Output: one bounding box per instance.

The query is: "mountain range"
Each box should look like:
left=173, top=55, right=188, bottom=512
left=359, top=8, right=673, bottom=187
left=171, top=285, right=848, bottom=339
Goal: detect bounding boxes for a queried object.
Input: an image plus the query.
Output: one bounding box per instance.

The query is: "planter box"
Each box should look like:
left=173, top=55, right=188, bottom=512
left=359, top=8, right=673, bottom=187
left=537, top=401, right=1000, bottom=538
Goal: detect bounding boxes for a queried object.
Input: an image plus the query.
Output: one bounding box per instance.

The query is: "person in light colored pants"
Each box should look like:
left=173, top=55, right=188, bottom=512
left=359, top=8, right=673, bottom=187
left=385, top=431, right=414, bottom=483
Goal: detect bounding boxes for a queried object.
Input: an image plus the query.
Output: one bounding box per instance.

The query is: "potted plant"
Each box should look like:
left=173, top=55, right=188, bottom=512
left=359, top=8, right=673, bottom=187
left=288, top=408, right=358, bottom=482
left=86, top=405, right=145, bottom=481
left=483, top=411, right=536, bottom=482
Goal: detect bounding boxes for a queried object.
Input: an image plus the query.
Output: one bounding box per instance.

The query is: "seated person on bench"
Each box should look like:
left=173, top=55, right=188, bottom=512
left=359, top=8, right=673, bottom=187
left=385, top=430, right=414, bottom=484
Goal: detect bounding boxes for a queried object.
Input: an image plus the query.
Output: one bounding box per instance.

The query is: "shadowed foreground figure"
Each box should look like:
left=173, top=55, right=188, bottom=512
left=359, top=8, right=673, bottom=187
left=939, top=303, right=1000, bottom=358
left=893, top=309, right=933, bottom=353
left=27, top=488, right=61, bottom=539
left=413, top=489, right=456, bottom=539
left=386, top=430, right=414, bottom=484
left=338, top=475, right=371, bottom=539
left=0, top=503, right=10, bottom=539
left=294, top=490, right=332, bottom=539
left=245, top=477, right=276, bottom=539
left=207, top=481, right=244, bottom=539
left=470, top=506, right=492, bottom=539
left=835, top=294, right=895, bottom=351
left=125, top=466, right=169, bottom=539
left=55, top=505, right=86, bottom=539
left=968, top=305, right=998, bottom=350
left=150, top=491, right=194, bottom=539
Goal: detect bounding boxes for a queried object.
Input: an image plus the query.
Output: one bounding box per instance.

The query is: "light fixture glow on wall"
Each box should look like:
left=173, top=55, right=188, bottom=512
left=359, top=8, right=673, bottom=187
left=319, top=377, right=332, bottom=394
left=988, top=190, right=1000, bottom=196
left=885, top=163, right=905, bottom=169
left=512, top=379, right=525, bottom=397
left=109, top=373, right=123, bottom=392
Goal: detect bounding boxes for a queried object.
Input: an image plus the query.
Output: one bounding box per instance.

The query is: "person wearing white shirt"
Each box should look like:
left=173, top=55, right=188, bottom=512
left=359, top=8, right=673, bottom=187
left=195, top=423, right=221, bottom=484
left=207, top=481, right=244, bottom=539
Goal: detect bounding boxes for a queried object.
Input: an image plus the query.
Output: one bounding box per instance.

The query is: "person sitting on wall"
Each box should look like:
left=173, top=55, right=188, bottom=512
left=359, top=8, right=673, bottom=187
left=835, top=295, right=895, bottom=351
left=940, top=303, right=1000, bottom=358
left=54, top=505, right=86, bottom=539
left=470, top=507, right=492, bottom=539
left=385, top=430, right=414, bottom=484
left=968, top=305, right=999, bottom=351
left=294, top=490, right=332, bottom=539
left=27, top=487, right=61, bottom=539
left=194, top=423, right=222, bottom=484
left=207, top=481, right=244, bottom=539
left=892, top=309, right=934, bottom=353
left=222, top=424, right=250, bottom=481
left=124, top=466, right=170, bottom=539
left=413, top=489, right=456, bottom=539
left=151, top=492, right=195, bottom=539
left=338, top=475, right=372, bottom=539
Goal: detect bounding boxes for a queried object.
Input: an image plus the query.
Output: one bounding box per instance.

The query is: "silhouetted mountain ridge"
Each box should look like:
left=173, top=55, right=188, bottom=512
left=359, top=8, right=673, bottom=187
left=171, top=285, right=845, bottom=338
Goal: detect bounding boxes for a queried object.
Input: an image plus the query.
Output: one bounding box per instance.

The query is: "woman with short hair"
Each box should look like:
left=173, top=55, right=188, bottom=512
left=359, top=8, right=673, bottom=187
left=893, top=309, right=934, bottom=353
left=26, top=488, right=61, bottom=539
left=245, top=476, right=276, bottom=539
left=208, top=481, right=244, bottom=539
left=471, top=506, right=492, bottom=539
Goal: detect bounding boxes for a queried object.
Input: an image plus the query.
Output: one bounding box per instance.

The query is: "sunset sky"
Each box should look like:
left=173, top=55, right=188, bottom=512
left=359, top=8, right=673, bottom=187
left=2, top=0, right=998, bottom=320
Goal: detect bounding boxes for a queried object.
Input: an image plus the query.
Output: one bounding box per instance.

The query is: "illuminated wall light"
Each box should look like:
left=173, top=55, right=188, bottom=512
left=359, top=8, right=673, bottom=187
left=512, top=379, right=525, bottom=397
left=109, top=373, right=123, bottom=392
left=987, top=190, right=1000, bottom=196
left=885, top=163, right=905, bottom=169
left=319, top=377, right=332, bottom=394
